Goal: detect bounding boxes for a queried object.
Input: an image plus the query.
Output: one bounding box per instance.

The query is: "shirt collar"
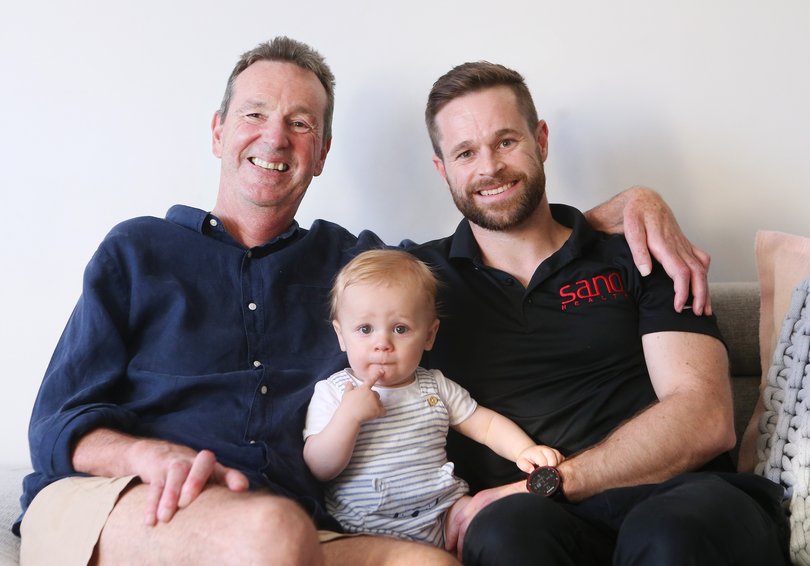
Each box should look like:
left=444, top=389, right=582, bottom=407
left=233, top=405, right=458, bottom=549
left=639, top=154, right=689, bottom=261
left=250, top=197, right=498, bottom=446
left=165, top=204, right=302, bottom=250
left=448, top=203, right=600, bottom=272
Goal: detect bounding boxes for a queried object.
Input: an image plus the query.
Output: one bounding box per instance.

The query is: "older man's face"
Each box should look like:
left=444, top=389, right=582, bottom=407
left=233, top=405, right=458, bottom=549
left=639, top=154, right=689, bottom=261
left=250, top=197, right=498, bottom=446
left=212, top=60, right=330, bottom=219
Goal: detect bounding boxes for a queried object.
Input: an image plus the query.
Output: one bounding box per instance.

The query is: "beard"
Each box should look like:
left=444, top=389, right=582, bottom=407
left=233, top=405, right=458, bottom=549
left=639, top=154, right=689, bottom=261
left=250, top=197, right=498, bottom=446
left=448, top=160, right=546, bottom=231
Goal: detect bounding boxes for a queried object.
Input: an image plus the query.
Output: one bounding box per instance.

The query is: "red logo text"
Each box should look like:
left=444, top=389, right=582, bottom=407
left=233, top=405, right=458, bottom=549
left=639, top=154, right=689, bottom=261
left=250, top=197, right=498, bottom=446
left=559, top=272, right=629, bottom=310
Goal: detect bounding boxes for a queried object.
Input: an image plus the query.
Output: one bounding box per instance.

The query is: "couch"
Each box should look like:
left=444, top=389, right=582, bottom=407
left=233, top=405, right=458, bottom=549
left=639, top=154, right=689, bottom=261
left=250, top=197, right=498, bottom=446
left=0, top=281, right=766, bottom=565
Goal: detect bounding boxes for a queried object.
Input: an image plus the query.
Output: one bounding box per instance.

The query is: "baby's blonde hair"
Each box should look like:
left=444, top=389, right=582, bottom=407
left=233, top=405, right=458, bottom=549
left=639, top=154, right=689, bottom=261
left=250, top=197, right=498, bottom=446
left=330, top=249, right=438, bottom=320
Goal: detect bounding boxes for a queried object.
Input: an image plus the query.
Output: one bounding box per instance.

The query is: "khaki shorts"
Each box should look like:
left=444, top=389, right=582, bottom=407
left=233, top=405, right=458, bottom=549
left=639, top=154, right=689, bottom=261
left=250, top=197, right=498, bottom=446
left=20, top=475, right=354, bottom=565
left=20, top=475, right=137, bottom=566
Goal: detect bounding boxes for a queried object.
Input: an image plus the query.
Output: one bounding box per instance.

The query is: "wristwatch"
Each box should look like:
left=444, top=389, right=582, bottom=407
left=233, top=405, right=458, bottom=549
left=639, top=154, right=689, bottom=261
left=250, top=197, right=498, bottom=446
left=526, top=466, right=565, bottom=500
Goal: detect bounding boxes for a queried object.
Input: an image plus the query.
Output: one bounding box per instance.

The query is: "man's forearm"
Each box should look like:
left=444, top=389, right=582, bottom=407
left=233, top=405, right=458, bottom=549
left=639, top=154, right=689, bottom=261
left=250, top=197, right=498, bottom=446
left=71, top=427, right=142, bottom=477
left=583, top=186, right=648, bottom=234
left=559, top=392, right=735, bottom=501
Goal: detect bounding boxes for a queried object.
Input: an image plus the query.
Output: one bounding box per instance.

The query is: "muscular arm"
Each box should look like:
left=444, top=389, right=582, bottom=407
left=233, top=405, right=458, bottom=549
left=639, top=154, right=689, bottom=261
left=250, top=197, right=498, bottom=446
left=445, top=331, right=734, bottom=556
left=558, top=331, right=735, bottom=501
left=585, top=186, right=712, bottom=315
left=73, top=428, right=248, bottom=525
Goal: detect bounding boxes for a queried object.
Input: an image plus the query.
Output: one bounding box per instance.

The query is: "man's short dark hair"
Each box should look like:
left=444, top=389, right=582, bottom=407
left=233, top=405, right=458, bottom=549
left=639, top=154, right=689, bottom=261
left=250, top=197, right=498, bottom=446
left=425, top=62, right=539, bottom=158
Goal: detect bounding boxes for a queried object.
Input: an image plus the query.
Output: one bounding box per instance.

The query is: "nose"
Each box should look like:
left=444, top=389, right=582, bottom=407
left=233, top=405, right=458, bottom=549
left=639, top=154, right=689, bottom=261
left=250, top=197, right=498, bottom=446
left=374, top=335, right=393, bottom=352
left=263, top=117, right=291, bottom=150
left=479, top=147, right=505, bottom=177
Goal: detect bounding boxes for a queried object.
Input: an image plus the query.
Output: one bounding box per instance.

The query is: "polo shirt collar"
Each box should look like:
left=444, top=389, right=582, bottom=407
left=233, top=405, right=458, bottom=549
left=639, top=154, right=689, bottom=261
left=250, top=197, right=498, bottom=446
left=447, top=203, right=601, bottom=276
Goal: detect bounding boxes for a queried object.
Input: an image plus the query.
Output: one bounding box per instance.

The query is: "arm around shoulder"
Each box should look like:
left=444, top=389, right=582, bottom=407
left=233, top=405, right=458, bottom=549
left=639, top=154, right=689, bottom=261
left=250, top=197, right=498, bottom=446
left=584, top=186, right=712, bottom=315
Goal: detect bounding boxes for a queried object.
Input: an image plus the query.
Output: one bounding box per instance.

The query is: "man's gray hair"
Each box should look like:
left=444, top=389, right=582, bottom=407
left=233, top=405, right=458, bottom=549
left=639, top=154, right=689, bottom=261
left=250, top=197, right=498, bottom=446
left=218, top=37, right=336, bottom=140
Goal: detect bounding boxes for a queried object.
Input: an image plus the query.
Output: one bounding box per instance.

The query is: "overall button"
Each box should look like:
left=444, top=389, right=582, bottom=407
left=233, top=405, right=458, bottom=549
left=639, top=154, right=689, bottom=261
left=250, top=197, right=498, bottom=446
left=248, top=302, right=257, bottom=311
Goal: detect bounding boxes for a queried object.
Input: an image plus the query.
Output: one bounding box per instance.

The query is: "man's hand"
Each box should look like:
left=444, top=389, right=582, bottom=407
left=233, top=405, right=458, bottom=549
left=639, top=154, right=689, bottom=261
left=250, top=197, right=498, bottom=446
left=515, top=445, right=564, bottom=474
left=72, top=428, right=249, bottom=527
left=130, top=440, right=249, bottom=525
left=585, top=186, right=712, bottom=315
left=444, top=480, right=525, bottom=559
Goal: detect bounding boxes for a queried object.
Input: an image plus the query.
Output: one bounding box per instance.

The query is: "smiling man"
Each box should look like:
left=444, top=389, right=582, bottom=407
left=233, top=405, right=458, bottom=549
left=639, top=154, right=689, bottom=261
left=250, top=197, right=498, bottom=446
left=19, top=38, right=722, bottom=565
left=408, top=61, right=789, bottom=565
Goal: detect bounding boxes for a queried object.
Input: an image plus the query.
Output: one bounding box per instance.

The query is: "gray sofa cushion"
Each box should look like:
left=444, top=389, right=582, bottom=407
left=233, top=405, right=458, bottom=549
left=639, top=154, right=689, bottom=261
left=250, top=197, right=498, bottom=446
left=0, top=469, right=25, bottom=566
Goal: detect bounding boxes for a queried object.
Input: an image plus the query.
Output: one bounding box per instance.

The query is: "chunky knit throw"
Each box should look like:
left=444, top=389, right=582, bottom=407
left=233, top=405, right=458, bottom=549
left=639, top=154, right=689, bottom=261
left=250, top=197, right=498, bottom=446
left=757, top=278, right=810, bottom=565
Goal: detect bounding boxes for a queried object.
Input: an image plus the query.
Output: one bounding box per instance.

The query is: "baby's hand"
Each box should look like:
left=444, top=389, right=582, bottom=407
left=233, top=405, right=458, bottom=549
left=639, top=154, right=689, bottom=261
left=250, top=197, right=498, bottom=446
left=339, top=375, right=385, bottom=424
left=516, top=445, right=564, bottom=474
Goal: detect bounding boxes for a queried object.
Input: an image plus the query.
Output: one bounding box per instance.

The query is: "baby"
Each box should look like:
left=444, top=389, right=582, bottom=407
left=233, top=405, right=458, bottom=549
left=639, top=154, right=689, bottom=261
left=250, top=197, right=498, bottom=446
left=303, top=249, right=562, bottom=547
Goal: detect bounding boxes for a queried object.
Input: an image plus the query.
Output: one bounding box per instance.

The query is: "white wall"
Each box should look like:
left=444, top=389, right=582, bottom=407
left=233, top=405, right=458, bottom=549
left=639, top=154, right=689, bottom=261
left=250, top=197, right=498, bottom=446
left=2, top=0, right=808, bottom=466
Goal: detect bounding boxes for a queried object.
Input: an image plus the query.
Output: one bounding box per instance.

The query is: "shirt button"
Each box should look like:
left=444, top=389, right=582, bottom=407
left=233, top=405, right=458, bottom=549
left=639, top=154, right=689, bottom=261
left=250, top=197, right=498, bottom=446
left=249, top=440, right=256, bottom=444
left=248, top=302, right=257, bottom=311
left=504, top=278, right=515, bottom=286
left=527, top=298, right=534, bottom=305
left=246, top=250, right=253, bottom=258
left=260, top=385, right=269, bottom=395
left=209, top=218, right=218, bottom=227
left=253, top=360, right=262, bottom=368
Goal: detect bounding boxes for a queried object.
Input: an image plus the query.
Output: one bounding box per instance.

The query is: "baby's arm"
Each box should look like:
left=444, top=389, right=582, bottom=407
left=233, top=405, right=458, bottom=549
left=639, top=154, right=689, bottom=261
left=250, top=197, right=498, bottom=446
left=304, top=377, right=385, bottom=481
left=453, top=406, right=563, bottom=473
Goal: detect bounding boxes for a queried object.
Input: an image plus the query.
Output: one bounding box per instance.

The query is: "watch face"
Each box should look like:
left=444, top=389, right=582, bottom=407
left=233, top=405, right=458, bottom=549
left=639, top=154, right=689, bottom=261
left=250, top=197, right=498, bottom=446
left=527, top=466, right=560, bottom=497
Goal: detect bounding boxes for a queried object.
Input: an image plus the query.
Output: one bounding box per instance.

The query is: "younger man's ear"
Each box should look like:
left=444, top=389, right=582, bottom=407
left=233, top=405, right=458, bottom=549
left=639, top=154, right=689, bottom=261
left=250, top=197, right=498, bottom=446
left=432, top=155, right=448, bottom=184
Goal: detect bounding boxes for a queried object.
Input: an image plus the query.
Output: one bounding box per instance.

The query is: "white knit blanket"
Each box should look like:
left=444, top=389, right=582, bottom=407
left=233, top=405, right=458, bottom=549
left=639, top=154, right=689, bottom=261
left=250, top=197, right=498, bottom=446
left=757, top=277, right=810, bottom=565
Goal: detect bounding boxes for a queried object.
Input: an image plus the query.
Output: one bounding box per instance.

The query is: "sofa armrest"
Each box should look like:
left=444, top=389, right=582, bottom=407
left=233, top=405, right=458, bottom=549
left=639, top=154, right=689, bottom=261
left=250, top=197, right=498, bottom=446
left=710, top=281, right=761, bottom=466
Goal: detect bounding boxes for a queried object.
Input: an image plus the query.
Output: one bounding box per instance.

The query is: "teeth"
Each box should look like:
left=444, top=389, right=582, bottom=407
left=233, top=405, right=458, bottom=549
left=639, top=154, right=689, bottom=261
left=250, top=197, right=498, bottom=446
left=479, top=182, right=513, bottom=196
left=250, top=157, right=289, bottom=172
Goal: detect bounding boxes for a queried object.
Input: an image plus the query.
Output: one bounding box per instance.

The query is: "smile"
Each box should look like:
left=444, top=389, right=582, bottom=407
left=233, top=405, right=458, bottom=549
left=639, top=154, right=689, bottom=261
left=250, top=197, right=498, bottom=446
left=249, top=157, right=289, bottom=172
left=478, top=181, right=515, bottom=196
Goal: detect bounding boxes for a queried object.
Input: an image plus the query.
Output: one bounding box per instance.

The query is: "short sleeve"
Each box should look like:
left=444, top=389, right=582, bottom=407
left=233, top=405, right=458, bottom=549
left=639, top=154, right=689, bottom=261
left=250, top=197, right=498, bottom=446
left=433, top=370, right=478, bottom=426
left=303, top=380, right=342, bottom=439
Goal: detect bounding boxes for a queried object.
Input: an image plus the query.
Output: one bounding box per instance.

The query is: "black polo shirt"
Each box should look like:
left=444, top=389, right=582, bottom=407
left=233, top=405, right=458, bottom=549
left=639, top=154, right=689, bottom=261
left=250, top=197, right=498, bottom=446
left=408, top=204, right=725, bottom=491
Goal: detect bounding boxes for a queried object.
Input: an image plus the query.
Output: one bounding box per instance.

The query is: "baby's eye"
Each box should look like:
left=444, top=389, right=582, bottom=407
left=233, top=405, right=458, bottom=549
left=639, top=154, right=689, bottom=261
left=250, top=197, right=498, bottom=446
left=393, top=325, right=409, bottom=335
left=358, top=325, right=372, bottom=335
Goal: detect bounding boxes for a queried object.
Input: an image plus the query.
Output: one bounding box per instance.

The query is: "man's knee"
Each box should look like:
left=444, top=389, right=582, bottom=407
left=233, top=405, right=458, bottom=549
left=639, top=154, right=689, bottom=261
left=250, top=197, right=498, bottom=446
left=97, top=485, right=323, bottom=565
left=463, top=494, right=587, bottom=565
left=232, top=494, right=323, bottom=565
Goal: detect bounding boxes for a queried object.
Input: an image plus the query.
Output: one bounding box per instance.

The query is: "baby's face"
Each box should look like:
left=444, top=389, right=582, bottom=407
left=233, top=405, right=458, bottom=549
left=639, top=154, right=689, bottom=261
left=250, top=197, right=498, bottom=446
left=332, top=282, right=439, bottom=388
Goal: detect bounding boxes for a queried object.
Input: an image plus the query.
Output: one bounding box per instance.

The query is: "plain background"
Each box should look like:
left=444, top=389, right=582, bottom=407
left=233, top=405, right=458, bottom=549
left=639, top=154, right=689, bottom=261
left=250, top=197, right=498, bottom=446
left=2, top=0, right=808, bottom=467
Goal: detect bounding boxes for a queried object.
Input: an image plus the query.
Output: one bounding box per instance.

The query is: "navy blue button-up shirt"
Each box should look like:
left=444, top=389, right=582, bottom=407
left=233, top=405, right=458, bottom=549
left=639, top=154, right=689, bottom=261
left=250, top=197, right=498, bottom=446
left=22, top=205, right=384, bottom=531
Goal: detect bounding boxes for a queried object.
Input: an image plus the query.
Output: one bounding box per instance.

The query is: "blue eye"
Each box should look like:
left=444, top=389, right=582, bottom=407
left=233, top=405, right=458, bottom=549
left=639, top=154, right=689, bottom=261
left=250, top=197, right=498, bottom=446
left=358, top=325, right=372, bottom=335
left=394, top=325, right=408, bottom=335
